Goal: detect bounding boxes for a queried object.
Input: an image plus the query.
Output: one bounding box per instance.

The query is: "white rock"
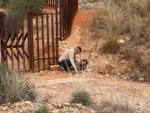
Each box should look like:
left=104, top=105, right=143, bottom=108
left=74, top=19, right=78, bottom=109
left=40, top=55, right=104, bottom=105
left=117, top=39, right=125, bottom=44
left=125, top=36, right=131, bottom=41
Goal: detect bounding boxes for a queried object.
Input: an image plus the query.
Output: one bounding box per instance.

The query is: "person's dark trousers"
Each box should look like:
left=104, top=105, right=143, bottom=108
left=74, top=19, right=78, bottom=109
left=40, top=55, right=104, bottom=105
left=58, top=59, right=72, bottom=73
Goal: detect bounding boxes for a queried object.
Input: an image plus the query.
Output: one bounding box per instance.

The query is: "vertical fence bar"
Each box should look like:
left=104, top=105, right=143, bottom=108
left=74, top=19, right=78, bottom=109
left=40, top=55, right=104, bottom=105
left=64, top=0, right=67, bottom=39
left=28, top=12, right=34, bottom=72
left=10, top=14, right=14, bottom=70
left=0, top=12, right=6, bottom=64
left=51, top=14, right=55, bottom=64
left=59, top=0, right=62, bottom=41
left=36, top=15, right=40, bottom=72
left=46, top=14, right=50, bottom=70
left=41, top=14, right=45, bottom=70
left=4, top=14, right=8, bottom=67
left=0, top=13, right=3, bottom=65
left=22, top=14, right=25, bottom=72
left=16, top=14, right=20, bottom=71
left=62, top=0, right=65, bottom=40
left=55, top=0, right=58, bottom=64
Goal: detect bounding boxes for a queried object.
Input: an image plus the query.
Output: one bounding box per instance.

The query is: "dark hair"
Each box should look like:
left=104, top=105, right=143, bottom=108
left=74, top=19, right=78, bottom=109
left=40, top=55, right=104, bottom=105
left=75, top=46, right=82, bottom=52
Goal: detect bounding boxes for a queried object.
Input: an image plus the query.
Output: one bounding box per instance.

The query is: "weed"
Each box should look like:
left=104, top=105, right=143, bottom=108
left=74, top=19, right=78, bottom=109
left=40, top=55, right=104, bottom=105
left=102, top=36, right=120, bottom=54
left=0, top=64, right=36, bottom=105
left=70, top=91, right=92, bottom=106
left=35, top=105, right=49, bottom=113
left=90, top=101, right=135, bottom=113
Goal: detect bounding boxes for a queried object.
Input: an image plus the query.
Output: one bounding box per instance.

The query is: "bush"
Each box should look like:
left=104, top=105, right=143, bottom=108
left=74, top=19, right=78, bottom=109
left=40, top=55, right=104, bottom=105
left=70, top=91, right=92, bottom=106
left=4, top=0, right=44, bottom=34
left=0, top=0, right=10, bottom=7
left=102, top=36, right=120, bottom=54
left=7, top=0, right=44, bottom=16
left=35, top=105, right=49, bottom=113
left=96, top=101, right=135, bottom=113
left=92, top=0, right=150, bottom=45
left=0, top=64, right=36, bottom=105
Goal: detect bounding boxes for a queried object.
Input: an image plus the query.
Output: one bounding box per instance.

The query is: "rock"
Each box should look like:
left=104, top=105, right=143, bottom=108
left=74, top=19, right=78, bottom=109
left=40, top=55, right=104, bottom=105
left=75, top=103, right=82, bottom=107
left=6, top=103, right=11, bottom=106
left=103, top=107, right=111, bottom=112
left=98, top=68, right=108, bottom=74
left=1, top=106, right=9, bottom=111
left=15, top=103, right=26, bottom=108
left=91, top=52, right=99, bottom=57
left=120, top=59, right=127, bottom=64
left=50, top=65, right=62, bottom=71
left=117, top=39, right=125, bottom=44
left=106, top=64, right=115, bottom=71
left=52, top=105, right=61, bottom=109
left=9, top=105, right=15, bottom=109
left=139, top=77, right=144, bottom=82
left=86, top=69, right=92, bottom=72
left=125, top=36, right=131, bottom=41
left=25, top=101, right=32, bottom=106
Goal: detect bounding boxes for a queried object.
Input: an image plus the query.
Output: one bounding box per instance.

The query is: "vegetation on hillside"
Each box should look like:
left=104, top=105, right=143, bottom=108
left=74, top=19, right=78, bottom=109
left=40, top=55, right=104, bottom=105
left=91, top=0, right=150, bottom=82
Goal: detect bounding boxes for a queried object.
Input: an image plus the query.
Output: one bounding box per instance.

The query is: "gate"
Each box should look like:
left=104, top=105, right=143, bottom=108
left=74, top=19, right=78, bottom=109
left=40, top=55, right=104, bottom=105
left=0, top=0, right=78, bottom=72
left=28, top=12, right=59, bottom=72
left=0, top=13, right=30, bottom=72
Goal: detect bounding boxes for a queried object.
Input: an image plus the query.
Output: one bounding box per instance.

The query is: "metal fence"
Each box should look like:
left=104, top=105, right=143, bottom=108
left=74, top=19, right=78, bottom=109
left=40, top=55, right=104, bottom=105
left=0, top=0, right=78, bottom=72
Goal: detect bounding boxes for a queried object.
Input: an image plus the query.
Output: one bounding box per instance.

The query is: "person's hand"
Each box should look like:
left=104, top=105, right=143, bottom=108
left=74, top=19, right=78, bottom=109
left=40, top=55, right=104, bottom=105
left=75, top=68, right=78, bottom=74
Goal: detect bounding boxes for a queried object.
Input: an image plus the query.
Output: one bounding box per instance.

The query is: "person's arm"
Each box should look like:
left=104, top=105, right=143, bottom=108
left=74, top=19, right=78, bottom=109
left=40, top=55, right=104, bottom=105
left=75, top=56, right=80, bottom=63
left=69, top=52, right=78, bottom=73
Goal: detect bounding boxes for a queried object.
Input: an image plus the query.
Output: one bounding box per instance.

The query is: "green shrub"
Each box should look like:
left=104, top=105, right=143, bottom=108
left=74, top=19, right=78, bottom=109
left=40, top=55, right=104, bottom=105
left=70, top=91, right=92, bottom=106
left=35, top=105, right=49, bottom=113
left=0, top=0, right=10, bottom=7
left=7, top=0, right=44, bottom=16
left=5, top=0, right=44, bottom=34
left=0, top=64, right=36, bottom=105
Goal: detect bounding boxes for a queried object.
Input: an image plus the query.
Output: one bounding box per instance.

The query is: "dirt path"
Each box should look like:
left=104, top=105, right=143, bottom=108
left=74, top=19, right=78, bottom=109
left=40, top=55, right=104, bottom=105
left=26, top=71, right=150, bottom=112
left=26, top=10, right=150, bottom=112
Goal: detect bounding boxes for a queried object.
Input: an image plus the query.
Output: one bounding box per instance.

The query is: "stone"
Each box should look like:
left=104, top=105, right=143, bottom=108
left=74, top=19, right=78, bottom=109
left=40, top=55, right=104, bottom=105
left=86, top=69, right=91, bottom=72
left=98, top=68, right=108, bottom=74
left=52, top=105, right=61, bottom=109
left=9, top=105, right=15, bottom=109
left=139, top=77, right=144, bottom=82
left=1, top=106, right=9, bottom=111
left=103, top=107, right=111, bottom=112
left=25, top=101, right=32, bottom=106
left=125, top=36, right=131, bottom=41
left=6, top=103, right=11, bottom=106
left=120, top=59, right=127, bottom=64
left=117, top=39, right=125, bottom=44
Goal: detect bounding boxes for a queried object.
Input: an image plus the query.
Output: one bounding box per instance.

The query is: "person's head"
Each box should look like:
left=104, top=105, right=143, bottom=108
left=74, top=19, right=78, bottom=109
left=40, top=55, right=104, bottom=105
left=74, top=46, right=82, bottom=55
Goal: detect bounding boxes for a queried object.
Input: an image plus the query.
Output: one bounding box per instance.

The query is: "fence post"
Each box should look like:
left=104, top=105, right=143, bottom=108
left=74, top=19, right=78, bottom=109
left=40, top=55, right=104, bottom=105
left=0, top=12, right=5, bottom=66
left=55, top=0, right=59, bottom=64
left=28, top=12, right=34, bottom=72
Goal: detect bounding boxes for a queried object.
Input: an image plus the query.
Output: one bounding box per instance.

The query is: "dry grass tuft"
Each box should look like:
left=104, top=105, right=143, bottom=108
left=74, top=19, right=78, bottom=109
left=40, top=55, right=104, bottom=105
left=0, top=64, right=36, bottom=105
left=92, top=0, right=150, bottom=45
left=102, top=36, right=120, bottom=54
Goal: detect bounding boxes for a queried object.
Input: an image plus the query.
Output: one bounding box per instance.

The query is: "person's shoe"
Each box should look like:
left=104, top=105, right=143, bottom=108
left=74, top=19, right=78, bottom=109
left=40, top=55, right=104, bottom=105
left=64, top=70, right=70, bottom=73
